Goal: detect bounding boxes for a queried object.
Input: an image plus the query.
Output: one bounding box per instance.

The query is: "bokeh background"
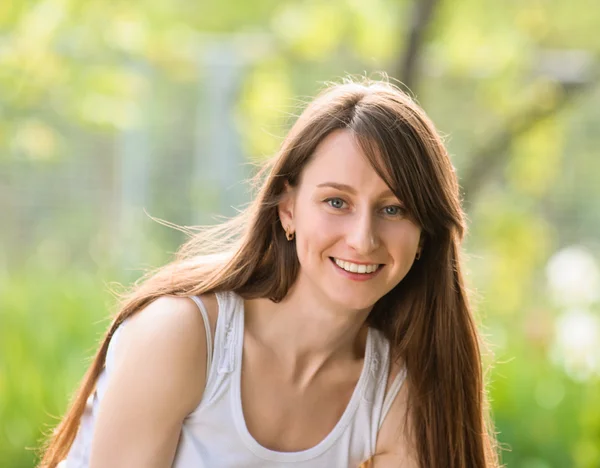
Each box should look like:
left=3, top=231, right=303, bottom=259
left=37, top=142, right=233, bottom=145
left=1, top=0, right=599, bottom=466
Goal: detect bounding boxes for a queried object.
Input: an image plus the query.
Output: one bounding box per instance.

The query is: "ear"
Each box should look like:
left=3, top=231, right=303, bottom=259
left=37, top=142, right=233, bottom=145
left=278, top=182, right=296, bottom=231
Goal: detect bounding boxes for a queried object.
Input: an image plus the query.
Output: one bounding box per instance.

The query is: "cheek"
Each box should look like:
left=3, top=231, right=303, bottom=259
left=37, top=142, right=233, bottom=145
left=295, top=205, right=342, bottom=259
left=296, top=198, right=339, bottom=235
left=406, top=228, right=421, bottom=251
left=385, top=224, right=421, bottom=259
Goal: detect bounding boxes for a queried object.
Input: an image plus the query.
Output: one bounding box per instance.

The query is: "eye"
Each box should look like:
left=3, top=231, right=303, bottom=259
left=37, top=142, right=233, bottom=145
left=382, top=205, right=406, bottom=217
left=325, top=197, right=347, bottom=209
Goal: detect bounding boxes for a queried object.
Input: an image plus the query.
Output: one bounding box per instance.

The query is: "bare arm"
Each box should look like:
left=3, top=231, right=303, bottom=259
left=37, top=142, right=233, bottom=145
left=89, top=295, right=212, bottom=468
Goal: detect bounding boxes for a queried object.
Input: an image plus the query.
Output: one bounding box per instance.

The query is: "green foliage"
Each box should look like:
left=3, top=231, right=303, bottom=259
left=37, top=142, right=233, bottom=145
left=0, top=267, right=116, bottom=468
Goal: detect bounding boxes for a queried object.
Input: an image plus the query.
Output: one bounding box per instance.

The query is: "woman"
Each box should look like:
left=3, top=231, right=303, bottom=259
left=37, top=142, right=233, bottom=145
left=40, top=78, right=500, bottom=468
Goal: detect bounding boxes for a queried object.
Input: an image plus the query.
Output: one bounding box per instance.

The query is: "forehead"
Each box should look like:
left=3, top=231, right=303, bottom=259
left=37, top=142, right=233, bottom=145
left=300, top=129, right=391, bottom=191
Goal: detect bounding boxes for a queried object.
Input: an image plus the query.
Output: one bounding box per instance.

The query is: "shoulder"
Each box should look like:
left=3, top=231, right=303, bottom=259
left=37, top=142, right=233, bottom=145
left=117, top=293, right=219, bottom=351
left=117, top=295, right=214, bottom=362
left=373, top=361, right=419, bottom=467
left=88, top=294, right=219, bottom=465
left=110, top=293, right=219, bottom=414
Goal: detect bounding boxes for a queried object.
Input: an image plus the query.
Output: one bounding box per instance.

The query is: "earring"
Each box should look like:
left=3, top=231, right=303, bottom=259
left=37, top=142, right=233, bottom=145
left=285, top=226, right=295, bottom=241
left=415, top=250, right=421, bottom=260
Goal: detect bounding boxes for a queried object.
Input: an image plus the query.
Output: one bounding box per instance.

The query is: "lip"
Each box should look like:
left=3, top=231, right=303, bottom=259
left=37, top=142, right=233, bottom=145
left=329, top=257, right=384, bottom=282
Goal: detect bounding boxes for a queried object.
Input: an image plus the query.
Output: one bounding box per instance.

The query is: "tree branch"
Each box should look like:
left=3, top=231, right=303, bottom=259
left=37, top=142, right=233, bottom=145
left=395, top=0, right=441, bottom=92
left=460, top=76, right=599, bottom=204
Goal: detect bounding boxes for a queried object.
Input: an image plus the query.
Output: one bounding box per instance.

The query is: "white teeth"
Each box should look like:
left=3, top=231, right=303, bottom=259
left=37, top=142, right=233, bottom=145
left=333, top=258, right=379, bottom=274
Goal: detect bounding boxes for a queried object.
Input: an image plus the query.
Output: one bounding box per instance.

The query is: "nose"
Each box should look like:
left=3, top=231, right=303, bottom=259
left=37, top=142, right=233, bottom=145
left=346, top=212, right=380, bottom=255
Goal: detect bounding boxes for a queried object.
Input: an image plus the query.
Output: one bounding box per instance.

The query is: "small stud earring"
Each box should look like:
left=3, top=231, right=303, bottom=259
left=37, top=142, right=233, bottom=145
left=285, top=226, right=295, bottom=241
left=415, top=250, right=422, bottom=260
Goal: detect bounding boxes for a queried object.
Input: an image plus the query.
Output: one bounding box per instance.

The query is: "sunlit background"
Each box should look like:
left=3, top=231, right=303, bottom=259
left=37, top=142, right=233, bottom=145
left=1, top=0, right=599, bottom=466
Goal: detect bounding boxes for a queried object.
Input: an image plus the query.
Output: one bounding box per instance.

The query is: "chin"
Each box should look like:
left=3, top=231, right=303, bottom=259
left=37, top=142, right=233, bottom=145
left=329, top=291, right=380, bottom=313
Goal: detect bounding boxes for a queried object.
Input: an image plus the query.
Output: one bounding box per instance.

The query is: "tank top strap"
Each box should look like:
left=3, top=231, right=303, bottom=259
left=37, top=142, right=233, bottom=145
left=378, top=365, right=408, bottom=429
left=365, top=329, right=408, bottom=432
left=216, top=291, right=244, bottom=374
left=189, top=296, right=213, bottom=378
left=361, top=328, right=391, bottom=404
left=359, top=328, right=406, bottom=445
left=197, top=290, right=244, bottom=407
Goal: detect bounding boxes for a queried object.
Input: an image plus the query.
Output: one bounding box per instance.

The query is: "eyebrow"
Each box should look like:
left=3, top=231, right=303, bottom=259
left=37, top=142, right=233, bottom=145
left=316, top=182, right=396, bottom=198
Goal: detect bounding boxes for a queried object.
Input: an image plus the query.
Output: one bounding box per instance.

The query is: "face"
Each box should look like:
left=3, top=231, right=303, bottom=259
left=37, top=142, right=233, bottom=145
left=279, top=129, right=422, bottom=312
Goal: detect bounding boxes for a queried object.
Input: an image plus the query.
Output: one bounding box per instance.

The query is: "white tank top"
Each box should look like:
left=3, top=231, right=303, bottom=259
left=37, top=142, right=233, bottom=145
left=64, top=291, right=407, bottom=467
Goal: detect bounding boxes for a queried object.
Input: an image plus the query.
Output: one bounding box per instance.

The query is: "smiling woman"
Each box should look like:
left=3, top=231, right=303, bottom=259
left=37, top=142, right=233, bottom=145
left=279, top=129, right=423, bottom=311
left=39, top=78, right=500, bottom=468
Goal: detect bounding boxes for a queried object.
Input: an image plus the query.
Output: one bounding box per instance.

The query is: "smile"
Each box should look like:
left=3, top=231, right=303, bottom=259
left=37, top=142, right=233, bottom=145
left=331, top=257, right=381, bottom=274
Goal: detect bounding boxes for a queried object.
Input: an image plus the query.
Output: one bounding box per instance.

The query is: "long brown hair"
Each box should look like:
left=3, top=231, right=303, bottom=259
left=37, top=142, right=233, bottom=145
left=39, top=78, right=500, bottom=468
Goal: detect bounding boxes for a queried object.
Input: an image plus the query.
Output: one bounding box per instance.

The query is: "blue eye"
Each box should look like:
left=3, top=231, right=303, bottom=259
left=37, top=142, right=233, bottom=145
left=383, top=206, right=405, bottom=217
left=326, top=198, right=346, bottom=209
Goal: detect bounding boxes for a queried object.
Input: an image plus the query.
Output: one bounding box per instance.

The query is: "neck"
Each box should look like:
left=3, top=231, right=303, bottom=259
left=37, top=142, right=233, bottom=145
left=244, top=276, right=371, bottom=387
